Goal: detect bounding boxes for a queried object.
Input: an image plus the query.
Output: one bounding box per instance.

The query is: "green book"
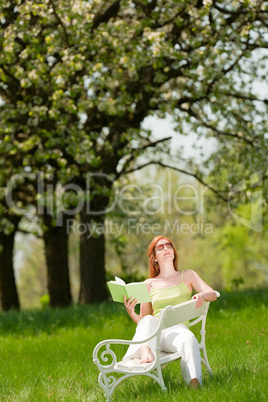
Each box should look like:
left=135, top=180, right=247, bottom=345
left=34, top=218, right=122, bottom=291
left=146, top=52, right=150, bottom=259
left=107, top=276, right=151, bottom=304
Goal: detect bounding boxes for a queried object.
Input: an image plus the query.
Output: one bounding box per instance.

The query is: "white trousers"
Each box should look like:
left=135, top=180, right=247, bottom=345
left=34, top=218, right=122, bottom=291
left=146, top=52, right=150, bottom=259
left=123, top=315, right=202, bottom=385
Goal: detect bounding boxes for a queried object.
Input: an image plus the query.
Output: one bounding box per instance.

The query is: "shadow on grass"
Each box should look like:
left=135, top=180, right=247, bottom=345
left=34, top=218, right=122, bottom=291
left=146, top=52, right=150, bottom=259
left=0, top=286, right=267, bottom=336
left=103, top=366, right=185, bottom=402
left=106, top=361, right=261, bottom=402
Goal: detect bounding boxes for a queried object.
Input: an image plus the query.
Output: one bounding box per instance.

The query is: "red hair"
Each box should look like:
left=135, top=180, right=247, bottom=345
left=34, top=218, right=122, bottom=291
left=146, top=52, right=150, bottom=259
left=147, top=235, right=178, bottom=278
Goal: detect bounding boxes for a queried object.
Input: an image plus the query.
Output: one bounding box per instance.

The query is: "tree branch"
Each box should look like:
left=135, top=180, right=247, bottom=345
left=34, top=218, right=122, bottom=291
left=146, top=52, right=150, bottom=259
left=122, top=160, right=229, bottom=202
left=0, top=86, right=9, bottom=103
left=92, top=0, right=121, bottom=31
left=213, top=3, right=247, bottom=22
left=49, top=0, right=70, bottom=46
left=182, top=106, right=257, bottom=147
left=222, top=92, right=268, bottom=104
left=117, top=136, right=172, bottom=177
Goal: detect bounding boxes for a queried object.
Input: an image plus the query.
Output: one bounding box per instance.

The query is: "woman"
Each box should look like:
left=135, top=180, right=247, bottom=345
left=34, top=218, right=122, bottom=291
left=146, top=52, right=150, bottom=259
left=123, top=235, right=217, bottom=389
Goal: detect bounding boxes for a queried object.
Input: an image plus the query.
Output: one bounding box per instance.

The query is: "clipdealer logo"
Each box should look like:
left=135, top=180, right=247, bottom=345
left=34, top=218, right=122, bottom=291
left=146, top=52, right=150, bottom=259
left=66, top=217, right=213, bottom=238
left=4, top=171, right=263, bottom=233
left=228, top=171, right=263, bottom=232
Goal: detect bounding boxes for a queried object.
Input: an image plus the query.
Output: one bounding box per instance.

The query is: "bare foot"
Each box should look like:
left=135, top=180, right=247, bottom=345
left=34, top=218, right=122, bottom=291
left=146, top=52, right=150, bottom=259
left=140, top=345, right=155, bottom=363
left=189, top=378, right=199, bottom=389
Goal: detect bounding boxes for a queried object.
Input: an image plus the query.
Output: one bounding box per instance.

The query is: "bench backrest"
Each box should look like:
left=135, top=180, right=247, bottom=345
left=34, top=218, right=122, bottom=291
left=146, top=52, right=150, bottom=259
left=160, top=299, right=208, bottom=330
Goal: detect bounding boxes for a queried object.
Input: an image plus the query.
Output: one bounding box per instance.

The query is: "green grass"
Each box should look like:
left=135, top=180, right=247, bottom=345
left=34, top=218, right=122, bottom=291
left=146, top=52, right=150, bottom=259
left=0, top=287, right=267, bottom=401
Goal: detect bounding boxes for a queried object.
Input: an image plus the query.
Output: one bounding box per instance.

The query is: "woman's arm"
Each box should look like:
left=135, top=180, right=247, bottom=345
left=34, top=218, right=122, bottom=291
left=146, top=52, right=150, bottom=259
left=185, top=269, right=218, bottom=308
left=123, top=281, right=153, bottom=324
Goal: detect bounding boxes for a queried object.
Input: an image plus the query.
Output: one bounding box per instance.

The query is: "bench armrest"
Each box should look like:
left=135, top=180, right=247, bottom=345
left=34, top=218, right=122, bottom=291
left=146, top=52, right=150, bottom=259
left=93, top=318, right=164, bottom=370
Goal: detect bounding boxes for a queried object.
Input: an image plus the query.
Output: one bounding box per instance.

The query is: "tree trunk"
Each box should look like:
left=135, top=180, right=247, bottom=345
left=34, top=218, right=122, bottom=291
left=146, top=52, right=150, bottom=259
left=79, top=204, right=109, bottom=303
left=43, top=213, right=72, bottom=307
left=0, top=227, right=20, bottom=311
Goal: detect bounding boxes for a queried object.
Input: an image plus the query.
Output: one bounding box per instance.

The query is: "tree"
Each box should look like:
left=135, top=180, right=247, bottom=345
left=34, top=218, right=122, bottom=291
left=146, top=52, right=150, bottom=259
left=0, top=0, right=267, bottom=305
left=43, top=211, right=72, bottom=307
left=0, top=212, right=20, bottom=310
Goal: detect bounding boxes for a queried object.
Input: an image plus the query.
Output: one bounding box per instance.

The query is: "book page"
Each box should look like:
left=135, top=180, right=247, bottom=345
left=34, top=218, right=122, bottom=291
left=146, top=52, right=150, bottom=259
left=115, top=276, right=126, bottom=285
left=109, top=276, right=126, bottom=285
left=125, top=282, right=151, bottom=303
left=107, top=282, right=127, bottom=303
left=107, top=278, right=151, bottom=303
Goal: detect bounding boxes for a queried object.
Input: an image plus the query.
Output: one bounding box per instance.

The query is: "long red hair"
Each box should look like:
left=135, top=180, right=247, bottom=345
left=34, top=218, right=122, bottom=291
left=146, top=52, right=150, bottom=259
left=147, top=235, right=178, bottom=278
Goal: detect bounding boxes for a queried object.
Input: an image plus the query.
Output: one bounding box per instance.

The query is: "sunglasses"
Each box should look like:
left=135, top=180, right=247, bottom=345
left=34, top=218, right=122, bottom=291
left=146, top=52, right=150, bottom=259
left=155, top=242, right=173, bottom=252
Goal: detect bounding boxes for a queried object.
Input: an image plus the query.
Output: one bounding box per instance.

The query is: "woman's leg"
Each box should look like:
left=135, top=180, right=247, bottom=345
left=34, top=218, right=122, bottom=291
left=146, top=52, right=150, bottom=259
left=123, top=315, right=159, bottom=362
left=161, top=324, right=202, bottom=386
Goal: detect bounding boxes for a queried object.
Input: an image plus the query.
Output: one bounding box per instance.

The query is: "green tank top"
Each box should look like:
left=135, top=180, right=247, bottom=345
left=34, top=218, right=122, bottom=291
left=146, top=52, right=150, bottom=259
left=149, top=271, right=192, bottom=326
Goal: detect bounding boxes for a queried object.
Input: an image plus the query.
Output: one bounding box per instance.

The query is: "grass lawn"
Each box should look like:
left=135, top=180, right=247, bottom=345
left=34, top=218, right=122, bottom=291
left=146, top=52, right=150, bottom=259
left=0, top=287, right=267, bottom=401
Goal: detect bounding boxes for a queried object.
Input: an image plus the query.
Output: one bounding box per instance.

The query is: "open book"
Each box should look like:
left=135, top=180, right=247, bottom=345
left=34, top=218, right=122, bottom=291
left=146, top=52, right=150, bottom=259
left=107, top=276, right=151, bottom=304
left=115, top=358, right=154, bottom=372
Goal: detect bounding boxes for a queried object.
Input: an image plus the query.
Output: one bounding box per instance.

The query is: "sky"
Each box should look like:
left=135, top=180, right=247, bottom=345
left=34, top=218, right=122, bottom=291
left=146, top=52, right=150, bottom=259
left=142, top=114, right=218, bottom=163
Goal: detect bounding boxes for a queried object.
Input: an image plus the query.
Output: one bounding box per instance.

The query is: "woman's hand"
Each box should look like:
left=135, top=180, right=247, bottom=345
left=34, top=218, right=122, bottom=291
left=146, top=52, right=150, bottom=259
left=124, top=295, right=138, bottom=319
left=192, top=292, right=205, bottom=309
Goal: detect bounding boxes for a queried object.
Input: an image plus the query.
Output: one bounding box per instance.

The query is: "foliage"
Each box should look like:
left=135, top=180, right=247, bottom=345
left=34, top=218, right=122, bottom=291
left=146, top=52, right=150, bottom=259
left=104, top=167, right=267, bottom=290
left=0, top=0, right=267, bottom=216
left=219, top=208, right=268, bottom=288
left=40, top=294, right=50, bottom=308
left=0, top=0, right=267, bottom=308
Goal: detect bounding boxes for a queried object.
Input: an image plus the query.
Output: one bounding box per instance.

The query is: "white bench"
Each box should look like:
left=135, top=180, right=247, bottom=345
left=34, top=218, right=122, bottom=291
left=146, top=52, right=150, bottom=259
left=93, top=295, right=220, bottom=401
